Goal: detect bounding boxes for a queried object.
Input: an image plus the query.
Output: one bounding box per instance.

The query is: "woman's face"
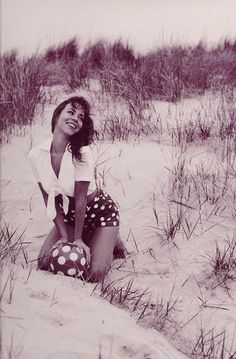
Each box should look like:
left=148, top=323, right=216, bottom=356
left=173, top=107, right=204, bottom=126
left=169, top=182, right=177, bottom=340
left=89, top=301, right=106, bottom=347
left=55, top=103, right=85, bottom=137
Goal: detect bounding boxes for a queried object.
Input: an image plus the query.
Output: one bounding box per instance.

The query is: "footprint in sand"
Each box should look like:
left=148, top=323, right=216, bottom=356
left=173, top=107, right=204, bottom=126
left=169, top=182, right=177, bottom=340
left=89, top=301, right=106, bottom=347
left=101, top=333, right=154, bottom=359
left=28, top=289, right=49, bottom=300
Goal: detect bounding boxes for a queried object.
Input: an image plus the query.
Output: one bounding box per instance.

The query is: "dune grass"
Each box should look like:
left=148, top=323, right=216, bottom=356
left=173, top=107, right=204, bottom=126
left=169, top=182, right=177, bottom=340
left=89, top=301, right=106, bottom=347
left=0, top=217, right=29, bottom=267
left=0, top=52, right=47, bottom=143
left=192, top=327, right=236, bottom=359
left=1, top=37, right=235, bottom=143
left=1, top=37, right=236, bottom=358
left=207, top=236, right=236, bottom=292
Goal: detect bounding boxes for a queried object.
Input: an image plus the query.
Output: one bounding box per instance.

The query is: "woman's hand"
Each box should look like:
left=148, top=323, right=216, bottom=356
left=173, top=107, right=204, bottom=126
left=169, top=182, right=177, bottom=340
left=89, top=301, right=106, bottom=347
left=51, top=235, right=69, bottom=250
left=74, top=239, right=91, bottom=268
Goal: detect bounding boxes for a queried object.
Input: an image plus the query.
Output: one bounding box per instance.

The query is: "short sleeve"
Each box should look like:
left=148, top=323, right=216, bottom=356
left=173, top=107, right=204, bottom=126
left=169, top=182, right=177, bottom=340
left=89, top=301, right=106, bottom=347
left=74, top=146, right=94, bottom=182
left=28, top=149, right=40, bottom=182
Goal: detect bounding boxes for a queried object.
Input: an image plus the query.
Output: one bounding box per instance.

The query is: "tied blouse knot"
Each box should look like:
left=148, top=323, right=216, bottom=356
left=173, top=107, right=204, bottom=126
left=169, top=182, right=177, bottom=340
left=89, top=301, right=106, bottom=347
left=47, top=187, right=69, bottom=220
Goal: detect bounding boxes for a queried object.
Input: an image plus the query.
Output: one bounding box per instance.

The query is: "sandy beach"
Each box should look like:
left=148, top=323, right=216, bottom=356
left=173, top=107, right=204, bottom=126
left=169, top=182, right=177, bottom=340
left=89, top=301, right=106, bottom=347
left=1, top=86, right=236, bottom=358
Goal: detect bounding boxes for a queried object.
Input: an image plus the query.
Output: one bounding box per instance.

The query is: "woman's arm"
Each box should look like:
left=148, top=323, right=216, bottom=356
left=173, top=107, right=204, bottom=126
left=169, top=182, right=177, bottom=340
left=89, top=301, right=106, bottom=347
left=73, top=181, right=91, bottom=265
left=37, top=183, right=70, bottom=269
left=38, top=182, right=48, bottom=206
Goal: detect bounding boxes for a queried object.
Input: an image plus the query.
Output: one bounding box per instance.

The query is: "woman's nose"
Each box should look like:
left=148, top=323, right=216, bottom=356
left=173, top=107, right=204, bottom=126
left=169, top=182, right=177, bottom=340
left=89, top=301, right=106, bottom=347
left=70, top=113, right=78, bottom=121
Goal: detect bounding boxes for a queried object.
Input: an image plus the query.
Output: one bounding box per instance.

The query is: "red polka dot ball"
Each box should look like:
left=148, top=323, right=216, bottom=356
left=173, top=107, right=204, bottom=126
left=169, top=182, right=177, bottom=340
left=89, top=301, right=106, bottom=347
left=50, top=242, right=87, bottom=278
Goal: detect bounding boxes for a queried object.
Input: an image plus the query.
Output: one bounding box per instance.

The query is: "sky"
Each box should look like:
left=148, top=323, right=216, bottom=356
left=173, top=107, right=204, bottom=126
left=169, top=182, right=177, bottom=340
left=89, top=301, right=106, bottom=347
left=1, top=0, right=236, bottom=56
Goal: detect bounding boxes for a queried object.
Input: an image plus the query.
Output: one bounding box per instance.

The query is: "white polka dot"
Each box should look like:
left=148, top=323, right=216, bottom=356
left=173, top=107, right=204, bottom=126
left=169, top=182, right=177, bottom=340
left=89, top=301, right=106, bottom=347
left=50, top=263, right=55, bottom=271
left=57, top=271, right=65, bottom=276
left=113, top=221, right=117, bottom=226
left=109, top=205, right=112, bottom=209
left=87, top=206, right=91, bottom=211
left=80, top=257, right=86, bottom=266
left=71, top=210, right=75, bottom=213
left=76, top=247, right=84, bottom=254
left=68, top=268, right=76, bottom=276
left=85, top=214, right=87, bottom=218
left=64, top=218, right=68, bottom=222
left=91, top=213, right=95, bottom=218
left=62, top=245, right=70, bottom=253
left=101, top=222, right=106, bottom=226
left=70, top=252, right=79, bottom=261
left=58, top=256, right=66, bottom=265
left=100, top=217, right=105, bottom=221
left=112, top=213, right=116, bottom=217
left=94, top=197, right=99, bottom=202
left=107, top=217, right=111, bottom=221
left=94, top=204, right=98, bottom=208
left=101, top=205, right=105, bottom=210
left=52, top=249, right=59, bottom=257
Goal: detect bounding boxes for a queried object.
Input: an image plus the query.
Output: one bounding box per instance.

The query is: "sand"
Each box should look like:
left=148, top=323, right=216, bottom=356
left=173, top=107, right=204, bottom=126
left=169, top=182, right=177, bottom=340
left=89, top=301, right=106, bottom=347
left=1, top=88, right=235, bottom=358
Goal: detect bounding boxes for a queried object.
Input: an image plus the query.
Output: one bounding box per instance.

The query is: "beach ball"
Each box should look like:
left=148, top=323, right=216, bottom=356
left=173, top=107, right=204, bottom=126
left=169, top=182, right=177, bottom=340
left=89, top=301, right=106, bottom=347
left=50, top=242, right=87, bottom=278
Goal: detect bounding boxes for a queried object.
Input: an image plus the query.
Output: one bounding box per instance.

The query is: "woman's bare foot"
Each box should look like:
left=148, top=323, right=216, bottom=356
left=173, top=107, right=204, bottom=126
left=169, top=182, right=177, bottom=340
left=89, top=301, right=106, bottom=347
left=113, top=236, right=127, bottom=259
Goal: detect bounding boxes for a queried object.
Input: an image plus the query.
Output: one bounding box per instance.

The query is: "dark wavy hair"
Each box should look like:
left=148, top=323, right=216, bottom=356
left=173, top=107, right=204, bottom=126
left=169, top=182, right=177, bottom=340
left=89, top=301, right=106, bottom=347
left=51, top=96, right=95, bottom=162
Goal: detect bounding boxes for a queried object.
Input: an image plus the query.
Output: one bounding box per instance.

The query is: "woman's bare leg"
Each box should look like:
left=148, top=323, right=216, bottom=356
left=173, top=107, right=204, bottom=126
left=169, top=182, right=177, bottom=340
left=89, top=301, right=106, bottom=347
left=38, top=226, right=60, bottom=270
left=113, top=232, right=127, bottom=259
left=38, top=224, right=74, bottom=270
left=85, top=226, right=119, bottom=282
left=38, top=225, right=125, bottom=280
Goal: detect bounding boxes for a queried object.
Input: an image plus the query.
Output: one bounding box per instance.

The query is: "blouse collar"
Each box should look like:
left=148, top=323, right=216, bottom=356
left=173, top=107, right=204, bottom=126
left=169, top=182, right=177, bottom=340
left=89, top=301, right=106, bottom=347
left=40, top=137, right=70, bottom=152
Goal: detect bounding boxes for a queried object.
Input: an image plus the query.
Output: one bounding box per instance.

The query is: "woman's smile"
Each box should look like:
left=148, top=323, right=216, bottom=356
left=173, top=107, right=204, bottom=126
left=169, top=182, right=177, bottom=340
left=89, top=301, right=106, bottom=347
left=66, top=121, right=77, bottom=129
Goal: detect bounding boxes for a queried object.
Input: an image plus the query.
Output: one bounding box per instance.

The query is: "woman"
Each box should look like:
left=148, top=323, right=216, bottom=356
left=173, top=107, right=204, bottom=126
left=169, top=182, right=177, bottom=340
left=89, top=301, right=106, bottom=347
left=28, top=96, right=126, bottom=282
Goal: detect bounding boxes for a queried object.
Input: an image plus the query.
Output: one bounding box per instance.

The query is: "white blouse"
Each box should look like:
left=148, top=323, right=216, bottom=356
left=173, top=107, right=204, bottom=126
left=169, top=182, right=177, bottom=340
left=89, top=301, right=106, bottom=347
left=28, top=138, right=96, bottom=220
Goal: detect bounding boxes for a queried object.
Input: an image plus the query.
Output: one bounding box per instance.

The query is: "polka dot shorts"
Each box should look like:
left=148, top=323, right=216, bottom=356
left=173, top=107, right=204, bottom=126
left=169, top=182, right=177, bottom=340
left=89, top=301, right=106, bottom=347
left=59, top=189, right=119, bottom=236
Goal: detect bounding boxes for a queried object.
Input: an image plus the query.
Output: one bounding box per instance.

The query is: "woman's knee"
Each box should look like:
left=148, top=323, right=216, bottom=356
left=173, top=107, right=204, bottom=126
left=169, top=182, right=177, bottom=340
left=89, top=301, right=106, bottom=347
left=37, top=253, right=50, bottom=271
left=86, top=266, right=108, bottom=283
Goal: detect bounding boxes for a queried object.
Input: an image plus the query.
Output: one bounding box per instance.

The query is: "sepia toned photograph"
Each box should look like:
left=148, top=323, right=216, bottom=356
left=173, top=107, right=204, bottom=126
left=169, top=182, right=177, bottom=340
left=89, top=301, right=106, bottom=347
left=1, top=0, right=236, bottom=358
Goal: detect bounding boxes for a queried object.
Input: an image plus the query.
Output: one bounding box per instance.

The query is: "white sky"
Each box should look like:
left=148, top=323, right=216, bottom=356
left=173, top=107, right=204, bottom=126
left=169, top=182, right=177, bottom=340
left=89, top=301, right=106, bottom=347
left=1, top=0, right=236, bottom=56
